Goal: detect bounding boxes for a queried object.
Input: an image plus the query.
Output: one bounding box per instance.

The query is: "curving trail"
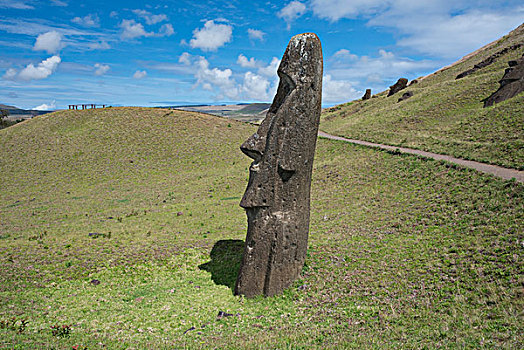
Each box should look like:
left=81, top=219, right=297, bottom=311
left=318, top=131, right=524, bottom=184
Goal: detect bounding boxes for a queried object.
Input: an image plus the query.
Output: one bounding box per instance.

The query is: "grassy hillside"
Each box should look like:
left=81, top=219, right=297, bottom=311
left=321, top=24, right=524, bottom=169
left=1, top=108, right=522, bottom=348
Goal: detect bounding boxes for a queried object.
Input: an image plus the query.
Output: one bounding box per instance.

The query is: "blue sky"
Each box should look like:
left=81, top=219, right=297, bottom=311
left=0, top=0, right=523, bottom=110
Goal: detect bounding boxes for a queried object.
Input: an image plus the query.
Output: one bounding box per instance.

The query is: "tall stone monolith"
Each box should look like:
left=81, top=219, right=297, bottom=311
left=234, top=33, right=323, bottom=298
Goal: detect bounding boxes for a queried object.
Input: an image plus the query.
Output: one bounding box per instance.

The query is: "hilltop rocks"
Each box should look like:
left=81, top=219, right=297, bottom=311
left=456, top=43, right=523, bottom=80
left=235, top=33, right=323, bottom=298
left=387, top=78, right=408, bottom=96
left=484, top=54, right=524, bottom=107
left=398, top=91, right=413, bottom=102
left=362, top=89, right=371, bottom=100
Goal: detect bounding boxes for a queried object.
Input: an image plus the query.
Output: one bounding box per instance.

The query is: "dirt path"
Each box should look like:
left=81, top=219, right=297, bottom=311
left=318, top=131, right=524, bottom=184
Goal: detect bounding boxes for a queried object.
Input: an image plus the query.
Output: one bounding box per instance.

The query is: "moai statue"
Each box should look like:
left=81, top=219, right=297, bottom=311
left=235, top=33, right=323, bottom=298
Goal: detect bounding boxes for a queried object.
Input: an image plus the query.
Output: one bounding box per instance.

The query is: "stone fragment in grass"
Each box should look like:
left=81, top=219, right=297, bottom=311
left=235, top=33, right=322, bottom=298
left=398, top=91, right=414, bottom=102
left=90, top=279, right=100, bottom=285
left=183, top=326, right=195, bottom=334
left=216, top=311, right=234, bottom=320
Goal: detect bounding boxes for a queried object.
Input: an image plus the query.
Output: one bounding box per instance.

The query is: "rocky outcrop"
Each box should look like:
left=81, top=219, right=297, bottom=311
left=456, top=43, right=523, bottom=80
left=484, top=54, right=524, bottom=107
left=235, top=33, right=323, bottom=298
left=387, top=78, right=408, bottom=96
left=362, top=89, right=371, bottom=100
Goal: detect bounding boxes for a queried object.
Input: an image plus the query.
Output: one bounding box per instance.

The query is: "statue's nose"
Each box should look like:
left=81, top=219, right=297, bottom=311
left=240, top=132, right=265, bottom=163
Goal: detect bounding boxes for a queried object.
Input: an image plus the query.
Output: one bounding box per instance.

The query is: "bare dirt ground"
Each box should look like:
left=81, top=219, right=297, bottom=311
left=318, top=131, right=524, bottom=183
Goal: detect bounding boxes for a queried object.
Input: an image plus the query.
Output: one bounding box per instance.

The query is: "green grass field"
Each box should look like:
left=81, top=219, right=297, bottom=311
left=320, top=25, right=524, bottom=170
left=1, top=108, right=522, bottom=348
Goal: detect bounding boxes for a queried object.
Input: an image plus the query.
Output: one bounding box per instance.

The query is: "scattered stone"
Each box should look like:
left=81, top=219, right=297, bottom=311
left=235, top=33, right=323, bottom=298
left=398, top=91, right=414, bottom=102
left=387, top=78, right=408, bottom=96
left=90, top=279, right=100, bottom=285
left=176, top=211, right=183, bottom=216
left=408, top=79, right=418, bottom=86
left=183, top=326, right=195, bottom=335
left=484, top=54, right=524, bottom=107
left=362, top=89, right=371, bottom=100
left=456, top=43, right=523, bottom=79
left=216, top=311, right=234, bottom=320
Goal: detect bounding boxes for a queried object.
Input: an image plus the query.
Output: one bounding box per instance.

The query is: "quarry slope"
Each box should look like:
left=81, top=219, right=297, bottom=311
left=0, top=107, right=522, bottom=348
left=321, top=23, right=524, bottom=169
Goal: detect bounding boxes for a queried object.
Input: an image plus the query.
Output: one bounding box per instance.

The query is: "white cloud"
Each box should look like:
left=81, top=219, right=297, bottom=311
left=33, top=31, right=64, bottom=54
left=88, top=41, right=110, bottom=50
left=159, top=23, right=174, bottom=36
left=72, top=14, right=99, bottom=27
left=14, top=55, right=61, bottom=81
left=178, top=52, right=191, bottom=65
left=333, top=49, right=358, bottom=61
left=277, top=1, right=307, bottom=29
left=257, top=57, right=280, bottom=77
left=133, top=70, right=147, bottom=79
left=0, top=0, right=33, bottom=9
left=311, top=0, right=524, bottom=59
left=325, top=48, right=437, bottom=100
left=132, top=9, right=168, bottom=25
left=2, top=68, right=17, bottom=80
left=241, top=72, right=271, bottom=100
left=120, top=19, right=152, bottom=40
left=189, top=20, right=232, bottom=51
left=51, top=0, right=67, bottom=6
left=247, top=28, right=265, bottom=41
left=178, top=54, right=279, bottom=101
left=382, top=10, right=524, bottom=58
left=94, top=63, right=110, bottom=76
left=310, top=0, right=388, bottom=21
left=322, top=74, right=359, bottom=103
left=195, top=56, right=238, bottom=99
left=237, top=54, right=257, bottom=68
left=33, top=100, right=56, bottom=111
left=110, top=11, right=118, bottom=18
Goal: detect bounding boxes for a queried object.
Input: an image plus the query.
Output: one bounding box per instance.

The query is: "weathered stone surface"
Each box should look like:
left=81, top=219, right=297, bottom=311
left=387, top=78, right=408, bottom=96
left=456, top=43, right=523, bottom=80
left=484, top=54, right=524, bottom=107
left=362, top=89, right=371, bottom=100
left=234, top=33, right=323, bottom=298
left=408, top=79, right=418, bottom=86
left=398, top=91, right=413, bottom=102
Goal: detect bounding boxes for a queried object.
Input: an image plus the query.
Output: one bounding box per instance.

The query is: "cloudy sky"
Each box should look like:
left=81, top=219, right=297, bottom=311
left=0, top=0, right=522, bottom=110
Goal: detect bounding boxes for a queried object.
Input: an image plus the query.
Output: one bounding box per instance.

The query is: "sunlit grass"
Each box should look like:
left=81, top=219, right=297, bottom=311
left=1, top=108, right=522, bottom=348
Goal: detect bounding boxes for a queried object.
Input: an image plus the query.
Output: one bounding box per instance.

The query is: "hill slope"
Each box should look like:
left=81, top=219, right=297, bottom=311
left=0, top=108, right=522, bottom=348
left=321, top=23, right=524, bottom=169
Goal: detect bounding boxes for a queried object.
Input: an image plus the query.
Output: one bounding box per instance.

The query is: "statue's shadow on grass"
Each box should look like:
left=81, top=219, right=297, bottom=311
left=198, top=239, right=244, bottom=292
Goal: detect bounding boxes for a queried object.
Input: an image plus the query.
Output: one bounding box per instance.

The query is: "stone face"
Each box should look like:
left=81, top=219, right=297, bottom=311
left=234, top=33, right=323, bottom=298
left=387, top=78, right=408, bottom=96
left=484, top=54, right=524, bottom=107
left=362, top=89, right=372, bottom=100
